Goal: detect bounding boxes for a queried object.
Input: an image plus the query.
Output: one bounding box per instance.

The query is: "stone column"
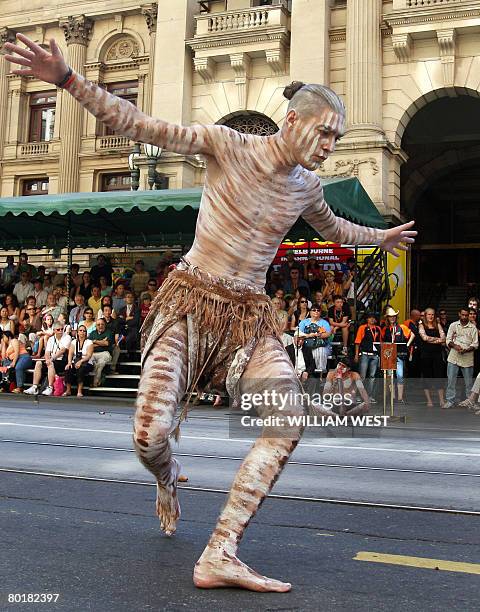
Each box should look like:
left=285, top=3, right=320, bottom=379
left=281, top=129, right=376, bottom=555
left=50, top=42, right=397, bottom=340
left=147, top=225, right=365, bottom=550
left=152, top=0, right=196, bottom=124
left=141, top=3, right=158, bottom=115
left=58, top=15, right=93, bottom=193
left=345, top=0, right=383, bottom=139
left=0, top=29, right=16, bottom=160
left=290, top=0, right=330, bottom=85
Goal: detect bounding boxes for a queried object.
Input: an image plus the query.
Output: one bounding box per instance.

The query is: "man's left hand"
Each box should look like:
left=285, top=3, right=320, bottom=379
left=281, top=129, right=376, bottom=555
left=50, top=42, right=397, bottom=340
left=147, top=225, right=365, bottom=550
left=380, top=221, right=417, bottom=257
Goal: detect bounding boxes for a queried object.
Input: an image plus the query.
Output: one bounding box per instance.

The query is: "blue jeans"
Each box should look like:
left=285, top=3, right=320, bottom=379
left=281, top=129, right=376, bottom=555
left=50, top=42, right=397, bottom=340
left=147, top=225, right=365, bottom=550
left=359, top=354, right=379, bottom=396
left=15, top=354, right=33, bottom=388
left=395, top=357, right=405, bottom=385
left=446, top=362, right=473, bottom=404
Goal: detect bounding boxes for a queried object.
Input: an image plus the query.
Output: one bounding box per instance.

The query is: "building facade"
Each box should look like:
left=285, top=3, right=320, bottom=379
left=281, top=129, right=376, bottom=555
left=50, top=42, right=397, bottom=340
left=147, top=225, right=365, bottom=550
left=1, top=0, right=479, bottom=304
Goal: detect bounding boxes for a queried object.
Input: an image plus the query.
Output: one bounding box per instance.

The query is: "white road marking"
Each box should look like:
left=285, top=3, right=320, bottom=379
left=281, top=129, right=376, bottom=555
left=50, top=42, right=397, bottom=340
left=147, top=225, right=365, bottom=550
left=1, top=422, right=480, bottom=457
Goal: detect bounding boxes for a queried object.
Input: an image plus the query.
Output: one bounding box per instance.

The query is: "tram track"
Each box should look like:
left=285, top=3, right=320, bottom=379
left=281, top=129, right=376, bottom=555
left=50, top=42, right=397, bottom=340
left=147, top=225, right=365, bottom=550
left=1, top=437, right=480, bottom=479
left=1, top=466, right=479, bottom=517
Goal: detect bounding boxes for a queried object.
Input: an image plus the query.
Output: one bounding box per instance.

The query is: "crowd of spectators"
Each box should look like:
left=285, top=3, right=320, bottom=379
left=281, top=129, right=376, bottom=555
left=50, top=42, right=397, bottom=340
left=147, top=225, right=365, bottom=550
left=0, top=252, right=172, bottom=396
left=1, top=250, right=480, bottom=414
left=267, top=251, right=480, bottom=413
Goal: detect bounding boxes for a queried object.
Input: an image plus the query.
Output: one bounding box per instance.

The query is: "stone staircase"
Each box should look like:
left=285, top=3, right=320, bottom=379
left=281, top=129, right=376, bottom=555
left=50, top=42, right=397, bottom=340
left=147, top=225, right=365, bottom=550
left=439, top=285, right=469, bottom=321
left=24, top=350, right=140, bottom=398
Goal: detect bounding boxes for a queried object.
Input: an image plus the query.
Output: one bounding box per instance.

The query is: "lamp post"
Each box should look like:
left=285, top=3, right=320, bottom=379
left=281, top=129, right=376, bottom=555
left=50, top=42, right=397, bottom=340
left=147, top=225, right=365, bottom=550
left=128, top=142, right=141, bottom=191
left=143, top=143, right=164, bottom=190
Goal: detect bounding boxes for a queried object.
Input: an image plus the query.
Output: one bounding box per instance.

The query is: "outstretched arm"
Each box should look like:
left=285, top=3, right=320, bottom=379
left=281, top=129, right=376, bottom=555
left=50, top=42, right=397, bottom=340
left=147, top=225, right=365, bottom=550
left=302, top=183, right=416, bottom=255
left=4, top=34, right=220, bottom=156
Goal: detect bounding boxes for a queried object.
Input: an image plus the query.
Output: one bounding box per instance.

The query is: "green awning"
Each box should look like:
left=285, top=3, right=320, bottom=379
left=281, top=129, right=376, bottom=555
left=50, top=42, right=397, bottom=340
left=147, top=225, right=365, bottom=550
left=0, top=177, right=385, bottom=250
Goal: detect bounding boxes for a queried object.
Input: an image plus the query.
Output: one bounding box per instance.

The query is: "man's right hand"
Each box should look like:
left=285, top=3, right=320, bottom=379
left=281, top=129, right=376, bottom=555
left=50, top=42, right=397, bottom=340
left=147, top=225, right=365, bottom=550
left=3, top=34, right=68, bottom=85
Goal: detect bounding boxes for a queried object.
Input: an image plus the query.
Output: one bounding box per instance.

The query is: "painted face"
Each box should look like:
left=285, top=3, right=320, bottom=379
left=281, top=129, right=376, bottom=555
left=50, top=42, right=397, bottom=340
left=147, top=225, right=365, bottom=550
left=287, top=107, right=345, bottom=171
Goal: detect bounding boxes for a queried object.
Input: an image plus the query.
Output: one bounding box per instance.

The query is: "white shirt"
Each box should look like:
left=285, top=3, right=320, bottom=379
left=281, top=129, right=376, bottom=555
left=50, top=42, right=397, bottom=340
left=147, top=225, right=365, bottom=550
left=13, top=281, right=34, bottom=305
left=72, top=338, right=94, bottom=365
left=33, top=288, right=49, bottom=308
left=446, top=321, right=479, bottom=368
left=46, top=334, right=72, bottom=360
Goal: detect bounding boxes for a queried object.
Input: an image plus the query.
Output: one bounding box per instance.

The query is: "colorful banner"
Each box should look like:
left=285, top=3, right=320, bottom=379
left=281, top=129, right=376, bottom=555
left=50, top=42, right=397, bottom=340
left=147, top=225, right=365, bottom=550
left=274, top=240, right=354, bottom=270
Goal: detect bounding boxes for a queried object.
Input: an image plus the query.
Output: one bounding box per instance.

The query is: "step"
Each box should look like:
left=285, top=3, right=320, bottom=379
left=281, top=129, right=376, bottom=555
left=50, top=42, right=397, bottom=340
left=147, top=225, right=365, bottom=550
left=105, top=374, right=140, bottom=380
left=88, top=387, right=137, bottom=396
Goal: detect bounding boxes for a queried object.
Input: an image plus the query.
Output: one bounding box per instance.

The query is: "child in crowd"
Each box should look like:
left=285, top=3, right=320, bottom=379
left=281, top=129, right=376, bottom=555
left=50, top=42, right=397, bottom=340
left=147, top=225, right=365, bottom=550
left=140, top=294, right=152, bottom=324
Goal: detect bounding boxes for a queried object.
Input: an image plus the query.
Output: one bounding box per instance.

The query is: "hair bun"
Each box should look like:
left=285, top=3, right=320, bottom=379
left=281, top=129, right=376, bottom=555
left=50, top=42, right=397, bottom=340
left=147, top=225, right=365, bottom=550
left=283, top=81, right=305, bottom=100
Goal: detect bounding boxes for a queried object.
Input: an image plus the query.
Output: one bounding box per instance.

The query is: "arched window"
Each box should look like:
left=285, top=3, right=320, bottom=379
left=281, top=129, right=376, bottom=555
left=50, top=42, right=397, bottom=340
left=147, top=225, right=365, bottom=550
left=221, top=112, right=278, bottom=136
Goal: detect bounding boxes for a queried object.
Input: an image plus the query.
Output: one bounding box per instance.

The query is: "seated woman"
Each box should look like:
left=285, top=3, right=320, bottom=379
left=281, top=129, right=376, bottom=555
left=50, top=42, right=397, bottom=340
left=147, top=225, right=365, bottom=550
left=97, top=295, right=116, bottom=320
left=0, top=306, right=15, bottom=335
left=33, top=313, right=55, bottom=358
left=289, top=295, right=311, bottom=332
left=64, top=325, right=94, bottom=397
left=19, top=301, right=42, bottom=336
left=4, top=294, right=20, bottom=326
left=78, top=308, right=97, bottom=335
left=0, top=331, right=33, bottom=393
left=321, top=271, right=344, bottom=309
left=18, top=295, right=38, bottom=329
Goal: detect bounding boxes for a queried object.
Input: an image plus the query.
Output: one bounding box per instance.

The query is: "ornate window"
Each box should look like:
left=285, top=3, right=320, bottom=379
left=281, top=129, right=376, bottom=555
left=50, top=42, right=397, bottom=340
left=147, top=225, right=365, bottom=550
left=221, top=113, right=278, bottom=136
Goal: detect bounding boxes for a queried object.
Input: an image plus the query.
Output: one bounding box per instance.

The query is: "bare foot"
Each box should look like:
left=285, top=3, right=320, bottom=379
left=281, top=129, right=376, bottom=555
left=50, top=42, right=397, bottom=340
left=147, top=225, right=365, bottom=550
left=194, top=551, right=291, bottom=592
left=156, top=458, right=181, bottom=536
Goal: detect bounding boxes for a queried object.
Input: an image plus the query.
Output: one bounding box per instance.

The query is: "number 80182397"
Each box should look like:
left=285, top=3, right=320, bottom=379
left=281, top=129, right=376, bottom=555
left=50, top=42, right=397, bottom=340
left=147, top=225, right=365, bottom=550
left=8, top=594, right=60, bottom=604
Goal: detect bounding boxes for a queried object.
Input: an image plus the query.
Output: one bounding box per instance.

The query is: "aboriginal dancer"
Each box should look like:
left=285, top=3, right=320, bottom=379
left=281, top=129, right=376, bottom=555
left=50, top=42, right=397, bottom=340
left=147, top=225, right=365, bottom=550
left=4, top=34, right=416, bottom=592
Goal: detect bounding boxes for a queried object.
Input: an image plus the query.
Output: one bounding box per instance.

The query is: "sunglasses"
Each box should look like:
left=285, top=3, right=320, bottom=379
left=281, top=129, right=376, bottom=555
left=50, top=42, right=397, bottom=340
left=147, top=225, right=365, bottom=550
left=299, top=300, right=307, bottom=303
left=311, top=308, right=321, bottom=312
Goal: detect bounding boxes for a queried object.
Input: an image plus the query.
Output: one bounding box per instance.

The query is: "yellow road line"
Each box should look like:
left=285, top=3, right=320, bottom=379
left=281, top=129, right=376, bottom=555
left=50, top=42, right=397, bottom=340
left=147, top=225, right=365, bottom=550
left=354, top=552, right=480, bottom=575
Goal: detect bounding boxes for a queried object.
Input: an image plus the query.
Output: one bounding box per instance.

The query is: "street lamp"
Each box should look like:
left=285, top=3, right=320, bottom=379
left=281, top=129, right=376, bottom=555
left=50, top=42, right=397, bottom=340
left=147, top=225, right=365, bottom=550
left=143, top=143, right=164, bottom=190
left=128, top=142, right=141, bottom=191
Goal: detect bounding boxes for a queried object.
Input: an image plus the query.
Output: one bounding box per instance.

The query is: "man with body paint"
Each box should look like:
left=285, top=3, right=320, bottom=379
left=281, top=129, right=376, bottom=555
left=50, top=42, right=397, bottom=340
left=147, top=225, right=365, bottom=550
left=4, top=34, right=416, bottom=593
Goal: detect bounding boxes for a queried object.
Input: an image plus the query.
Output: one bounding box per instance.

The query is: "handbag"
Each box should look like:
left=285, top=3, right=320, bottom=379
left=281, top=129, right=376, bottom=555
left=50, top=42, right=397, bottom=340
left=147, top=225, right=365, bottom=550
left=303, top=323, right=328, bottom=349
left=53, top=375, right=65, bottom=397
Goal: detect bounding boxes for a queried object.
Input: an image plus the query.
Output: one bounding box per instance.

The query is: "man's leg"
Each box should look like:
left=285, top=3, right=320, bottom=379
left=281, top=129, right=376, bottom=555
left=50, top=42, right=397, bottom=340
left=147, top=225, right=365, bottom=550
left=366, top=356, right=378, bottom=397
left=194, top=336, right=303, bottom=592
left=462, top=366, right=473, bottom=398
left=134, top=319, right=188, bottom=536
left=47, top=363, right=56, bottom=387
left=32, top=361, right=43, bottom=385
left=92, top=352, right=111, bottom=386
left=445, top=362, right=459, bottom=405
left=111, top=345, right=120, bottom=372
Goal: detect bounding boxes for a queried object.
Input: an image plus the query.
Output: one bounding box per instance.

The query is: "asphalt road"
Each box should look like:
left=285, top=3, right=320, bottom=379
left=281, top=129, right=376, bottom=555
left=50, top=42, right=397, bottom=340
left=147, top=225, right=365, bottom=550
left=1, top=397, right=480, bottom=611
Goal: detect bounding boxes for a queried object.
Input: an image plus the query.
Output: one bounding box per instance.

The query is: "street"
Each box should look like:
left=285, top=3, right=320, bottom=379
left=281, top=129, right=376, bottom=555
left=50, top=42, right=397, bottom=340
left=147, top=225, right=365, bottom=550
left=1, top=397, right=479, bottom=611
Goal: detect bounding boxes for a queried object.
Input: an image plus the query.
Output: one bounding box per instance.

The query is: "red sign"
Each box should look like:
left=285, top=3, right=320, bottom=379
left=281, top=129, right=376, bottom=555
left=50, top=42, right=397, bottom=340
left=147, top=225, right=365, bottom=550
left=274, top=241, right=354, bottom=268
